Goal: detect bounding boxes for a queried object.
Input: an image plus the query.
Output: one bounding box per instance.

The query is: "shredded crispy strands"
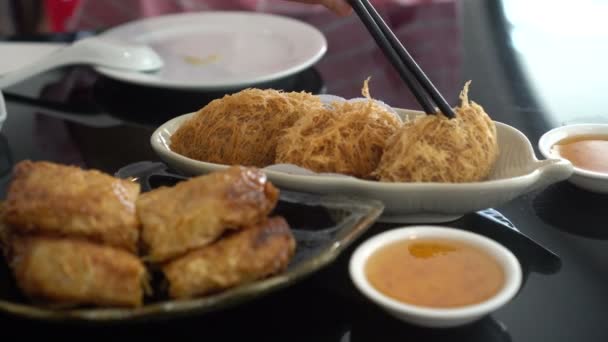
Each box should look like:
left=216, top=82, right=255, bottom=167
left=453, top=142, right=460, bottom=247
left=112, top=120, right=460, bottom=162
left=362, top=76, right=371, bottom=98
left=372, top=81, right=499, bottom=182
left=170, top=89, right=324, bottom=167
left=275, top=79, right=402, bottom=178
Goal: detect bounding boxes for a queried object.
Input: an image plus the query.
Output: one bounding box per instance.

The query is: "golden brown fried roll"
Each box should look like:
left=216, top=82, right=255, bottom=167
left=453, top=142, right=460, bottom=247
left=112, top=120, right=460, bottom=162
left=373, top=81, right=499, bottom=182
left=0, top=202, right=11, bottom=261
left=10, top=236, right=146, bottom=308
left=275, top=80, right=402, bottom=178
left=4, top=161, right=140, bottom=252
left=163, top=216, right=295, bottom=299
left=170, top=89, right=323, bottom=167
left=137, top=166, right=279, bottom=262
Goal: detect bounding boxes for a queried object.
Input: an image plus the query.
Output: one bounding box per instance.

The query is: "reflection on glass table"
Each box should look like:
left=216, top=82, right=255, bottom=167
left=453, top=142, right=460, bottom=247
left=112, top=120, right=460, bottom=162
left=501, top=0, right=608, bottom=126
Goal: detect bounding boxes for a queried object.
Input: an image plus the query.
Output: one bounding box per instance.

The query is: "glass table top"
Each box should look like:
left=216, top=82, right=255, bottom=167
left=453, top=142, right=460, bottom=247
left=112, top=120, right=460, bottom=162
left=0, top=1, right=607, bottom=340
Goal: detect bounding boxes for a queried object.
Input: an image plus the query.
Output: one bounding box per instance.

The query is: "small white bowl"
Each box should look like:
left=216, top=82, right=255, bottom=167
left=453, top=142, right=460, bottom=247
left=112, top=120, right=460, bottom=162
left=349, top=226, right=522, bottom=328
left=539, top=124, right=608, bottom=193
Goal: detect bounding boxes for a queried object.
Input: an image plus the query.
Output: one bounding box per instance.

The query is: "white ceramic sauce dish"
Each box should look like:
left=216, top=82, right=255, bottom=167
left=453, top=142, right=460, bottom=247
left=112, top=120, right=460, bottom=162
left=348, top=226, right=522, bottom=328
left=539, top=124, right=608, bottom=194
left=151, top=108, right=573, bottom=223
left=0, top=90, right=5, bottom=131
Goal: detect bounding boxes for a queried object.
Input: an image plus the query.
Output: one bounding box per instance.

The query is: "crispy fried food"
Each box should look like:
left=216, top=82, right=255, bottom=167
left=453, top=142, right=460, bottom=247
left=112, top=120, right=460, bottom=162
left=4, top=161, right=140, bottom=252
left=275, top=79, right=402, bottom=178
left=0, top=202, right=11, bottom=261
left=163, top=216, right=295, bottom=299
left=137, top=166, right=279, bottom=262
left=9, top=236, right=147, bottom=308
left=170, top=88, right=323, bottom=167
left=373, top=81, right=499, bottom=182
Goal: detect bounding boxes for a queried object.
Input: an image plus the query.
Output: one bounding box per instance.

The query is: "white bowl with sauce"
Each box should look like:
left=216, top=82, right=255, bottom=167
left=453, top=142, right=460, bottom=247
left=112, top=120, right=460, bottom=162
left=349, top=226, right=522, bottom=328
left=539, top=124, right=608, bottom=193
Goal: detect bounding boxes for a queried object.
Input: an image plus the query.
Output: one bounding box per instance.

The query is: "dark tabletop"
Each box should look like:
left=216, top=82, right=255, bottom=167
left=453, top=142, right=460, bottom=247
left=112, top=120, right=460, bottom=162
left=1, top=1, right=607, bottom=340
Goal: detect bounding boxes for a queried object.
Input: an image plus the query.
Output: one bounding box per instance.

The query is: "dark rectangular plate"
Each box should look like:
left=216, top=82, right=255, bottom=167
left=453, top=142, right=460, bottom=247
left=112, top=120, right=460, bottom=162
left=0, top=162, right=384, bottom=322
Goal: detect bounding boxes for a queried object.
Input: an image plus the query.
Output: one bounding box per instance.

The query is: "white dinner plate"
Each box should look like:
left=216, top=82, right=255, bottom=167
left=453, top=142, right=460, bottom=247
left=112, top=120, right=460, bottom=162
left=94, top=12, right=327, bottom=90
left=151, top=107, right=574, bottom=223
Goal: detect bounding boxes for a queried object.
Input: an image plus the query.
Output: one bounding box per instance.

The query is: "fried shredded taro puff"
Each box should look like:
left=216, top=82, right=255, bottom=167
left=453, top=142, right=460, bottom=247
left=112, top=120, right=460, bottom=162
left=170, top=89, right=323, bottom=167
left=275, top=79, right=402, bottom=178
left=373, top=81, right=499, bottom=182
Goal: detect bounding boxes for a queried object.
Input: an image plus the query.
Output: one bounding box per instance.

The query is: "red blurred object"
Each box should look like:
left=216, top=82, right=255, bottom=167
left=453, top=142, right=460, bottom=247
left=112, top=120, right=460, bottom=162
left=45, top=0, right=81, bottom=32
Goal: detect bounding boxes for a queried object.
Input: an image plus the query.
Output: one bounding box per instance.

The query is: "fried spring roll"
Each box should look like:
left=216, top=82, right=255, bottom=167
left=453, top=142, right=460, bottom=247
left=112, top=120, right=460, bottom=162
left=163, top=216, right=295, bottom=299
left=4, top=161, right=140, bottom=252
left=137, top=166, right=279, bottom=262
left=10, top=236, right=146, bottom=308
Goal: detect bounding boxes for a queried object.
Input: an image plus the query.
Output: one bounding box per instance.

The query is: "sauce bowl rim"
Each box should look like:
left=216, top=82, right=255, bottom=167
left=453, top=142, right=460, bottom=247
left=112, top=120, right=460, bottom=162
left=538, top=123, right=608, bottom=180
left=349, top=226, right=522, bottom=321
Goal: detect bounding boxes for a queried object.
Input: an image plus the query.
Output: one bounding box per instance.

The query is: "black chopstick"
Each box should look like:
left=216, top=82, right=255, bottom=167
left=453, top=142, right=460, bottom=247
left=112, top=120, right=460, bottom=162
left=347, top=0, right=435, bottom=115
left=359, top=0, right=456, bottom=119
left=349, top=0, right=456, bottom=119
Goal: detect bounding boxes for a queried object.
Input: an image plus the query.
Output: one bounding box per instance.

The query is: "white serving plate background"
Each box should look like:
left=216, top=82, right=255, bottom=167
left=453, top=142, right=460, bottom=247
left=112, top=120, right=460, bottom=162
left=95, top=12, right=327, bottom=90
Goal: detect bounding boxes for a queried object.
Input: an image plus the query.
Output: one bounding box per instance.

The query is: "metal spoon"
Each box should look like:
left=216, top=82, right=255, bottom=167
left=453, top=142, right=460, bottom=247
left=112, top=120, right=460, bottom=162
left=0, top=37, right=163, bottom=89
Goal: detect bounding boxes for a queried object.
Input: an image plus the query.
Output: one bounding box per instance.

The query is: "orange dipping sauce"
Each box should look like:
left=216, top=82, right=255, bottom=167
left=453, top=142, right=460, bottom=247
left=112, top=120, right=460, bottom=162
left=551, top=135, right=608, bottom=174
left=365, top=239, right=504, bottom=308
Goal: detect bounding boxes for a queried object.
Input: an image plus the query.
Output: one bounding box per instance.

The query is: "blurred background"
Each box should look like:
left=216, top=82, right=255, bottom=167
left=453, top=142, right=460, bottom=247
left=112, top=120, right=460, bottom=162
left=1, top=0, right=607, bottom=127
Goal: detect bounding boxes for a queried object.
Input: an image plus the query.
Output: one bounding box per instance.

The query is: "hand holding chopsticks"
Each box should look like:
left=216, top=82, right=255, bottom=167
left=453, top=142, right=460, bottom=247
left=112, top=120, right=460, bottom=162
left=348, top=0, right=456, bottom=119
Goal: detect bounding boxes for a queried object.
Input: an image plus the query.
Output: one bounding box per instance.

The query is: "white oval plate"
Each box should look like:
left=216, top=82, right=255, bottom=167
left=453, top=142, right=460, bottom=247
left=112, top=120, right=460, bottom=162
left=151, top=109, right=574, bottom=223
left=95, top=12, right=327, bottom=90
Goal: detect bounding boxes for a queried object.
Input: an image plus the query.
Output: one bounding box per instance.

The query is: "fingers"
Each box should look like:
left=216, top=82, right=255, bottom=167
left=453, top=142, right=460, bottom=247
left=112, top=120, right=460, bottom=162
left=322, top=0, right=353, bottom=16
left=290, top=0, right=353, bottom=16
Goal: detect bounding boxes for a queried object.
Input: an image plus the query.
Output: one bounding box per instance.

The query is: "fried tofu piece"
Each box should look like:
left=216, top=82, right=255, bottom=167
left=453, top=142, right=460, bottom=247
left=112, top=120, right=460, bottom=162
left=137, top=166, right=279, bottom=262
left=9, top=236, right=147, bottom=308
left=163, top=216, right=296, bottom=299
left=4, top=161, right=140, bottom=252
